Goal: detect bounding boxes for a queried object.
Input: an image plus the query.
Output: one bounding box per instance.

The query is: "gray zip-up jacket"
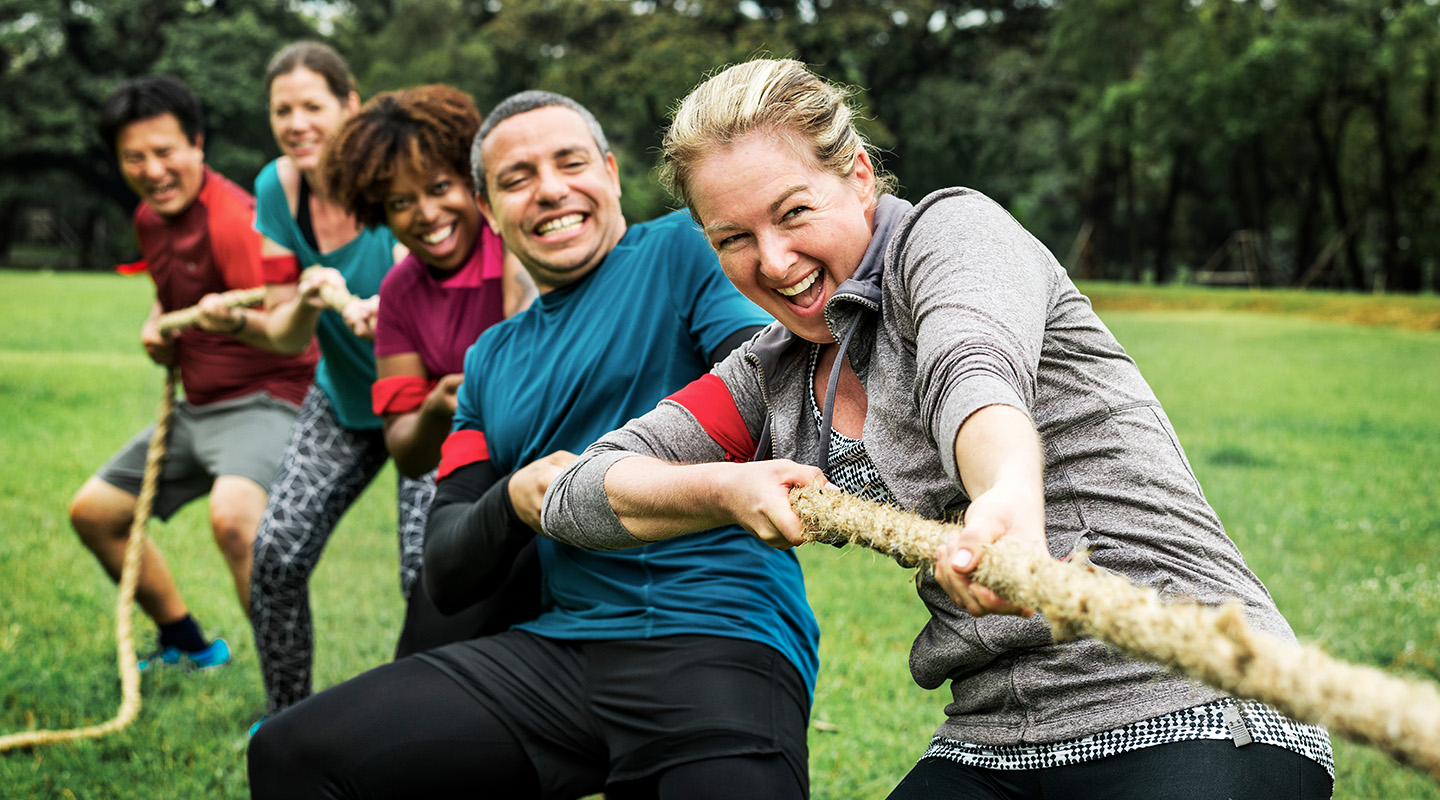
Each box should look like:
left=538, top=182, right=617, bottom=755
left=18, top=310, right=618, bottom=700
left=544, top=188, right=1295, bottom=746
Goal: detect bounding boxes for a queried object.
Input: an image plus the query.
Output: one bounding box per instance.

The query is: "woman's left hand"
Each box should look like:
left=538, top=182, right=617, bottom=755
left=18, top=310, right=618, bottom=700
left=934, top=481, right=1047, bottom=618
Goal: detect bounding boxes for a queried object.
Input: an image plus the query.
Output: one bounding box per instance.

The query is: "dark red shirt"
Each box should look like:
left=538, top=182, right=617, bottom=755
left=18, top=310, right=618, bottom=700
left=135, top=167, right=317, bottom=406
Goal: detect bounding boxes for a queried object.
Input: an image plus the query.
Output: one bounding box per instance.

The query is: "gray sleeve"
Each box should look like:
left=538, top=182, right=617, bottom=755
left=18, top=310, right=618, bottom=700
left=891, top=193, right=1057, bottom=483
left=541, top=392, right=743, bottom=552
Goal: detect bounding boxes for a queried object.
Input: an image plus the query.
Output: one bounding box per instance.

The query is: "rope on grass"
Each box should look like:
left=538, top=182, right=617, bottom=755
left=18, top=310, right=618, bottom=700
left=789, top=482, right=1440, bottom=784
left=0, top=368, right=177, bottom=752
left=0, top=277, right=357, bottom=752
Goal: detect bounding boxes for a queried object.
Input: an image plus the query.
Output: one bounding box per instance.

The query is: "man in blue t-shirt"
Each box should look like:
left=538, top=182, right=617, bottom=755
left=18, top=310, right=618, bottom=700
left=248, top=92, right=819, bottom=800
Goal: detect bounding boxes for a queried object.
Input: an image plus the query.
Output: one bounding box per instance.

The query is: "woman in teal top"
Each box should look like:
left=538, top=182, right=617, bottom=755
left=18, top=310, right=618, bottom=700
left=227, top=41, right=471, bottom=720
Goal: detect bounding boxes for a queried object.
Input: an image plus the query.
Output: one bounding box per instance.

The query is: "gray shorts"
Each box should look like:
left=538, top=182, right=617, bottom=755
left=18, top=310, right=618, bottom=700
left=95, top=391, right=300, bottom=521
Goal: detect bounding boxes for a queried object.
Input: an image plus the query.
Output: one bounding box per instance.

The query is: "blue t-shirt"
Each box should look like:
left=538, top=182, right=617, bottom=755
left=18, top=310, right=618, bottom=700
left=254, top=160, right=397, bottom=430
left=453, top=210, right=820, bottom=692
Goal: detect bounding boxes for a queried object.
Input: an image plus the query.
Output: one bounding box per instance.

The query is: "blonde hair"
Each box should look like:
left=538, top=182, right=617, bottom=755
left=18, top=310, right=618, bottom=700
left=661, top=58, right=895, bottom=209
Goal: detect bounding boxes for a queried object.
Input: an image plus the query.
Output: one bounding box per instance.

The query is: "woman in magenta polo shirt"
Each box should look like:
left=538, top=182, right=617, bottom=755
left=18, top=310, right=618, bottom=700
left=322, top=83, right=538, bottom=653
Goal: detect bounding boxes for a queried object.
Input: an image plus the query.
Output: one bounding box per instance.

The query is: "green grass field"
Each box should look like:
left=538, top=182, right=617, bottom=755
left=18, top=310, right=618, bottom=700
left=1, top=270, right=1437, bottom=798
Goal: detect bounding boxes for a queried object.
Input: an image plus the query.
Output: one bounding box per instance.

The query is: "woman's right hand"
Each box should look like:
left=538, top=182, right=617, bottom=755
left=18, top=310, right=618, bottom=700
left=421, top=373, right=464, bottom=419
left=297, top=266, right=347, bottom=309
left=342, top=295, right=380, bottom=339
left=712, top=459, right=829, bottom=550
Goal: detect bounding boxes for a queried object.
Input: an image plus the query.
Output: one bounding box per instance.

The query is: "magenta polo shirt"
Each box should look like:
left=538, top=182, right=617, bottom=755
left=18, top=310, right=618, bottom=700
left=374, top=221, right=506, bottom=378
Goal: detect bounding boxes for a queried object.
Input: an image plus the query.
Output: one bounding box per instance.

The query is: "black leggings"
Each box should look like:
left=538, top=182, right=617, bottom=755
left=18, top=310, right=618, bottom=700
left=886, top=740, right=1332, bottom=800
left=246, top=658, right=802, bottom=800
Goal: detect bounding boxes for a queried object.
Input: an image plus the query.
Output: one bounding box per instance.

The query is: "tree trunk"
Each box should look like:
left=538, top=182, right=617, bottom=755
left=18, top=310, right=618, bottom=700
left=1308, top=100, right=1365, bottom=290
left=1154, top=148, right=1186, bottom=285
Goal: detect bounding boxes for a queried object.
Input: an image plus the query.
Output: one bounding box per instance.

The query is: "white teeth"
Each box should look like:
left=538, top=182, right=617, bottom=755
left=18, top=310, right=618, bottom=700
left=420, top=224, right=455, bottom=245
left=537, top=213, right=583, bottom=236
left=776, top=271, right=819, bottom=297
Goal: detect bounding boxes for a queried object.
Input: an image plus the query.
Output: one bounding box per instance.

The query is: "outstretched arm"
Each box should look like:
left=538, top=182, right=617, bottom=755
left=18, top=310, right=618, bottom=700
left=375, top=352, right=460, bottom=478
left=598, top=457, right=825, bottom=549
left=424, top=451, right=574, bottom=613
left=933, top=403, right=1048, bottom=618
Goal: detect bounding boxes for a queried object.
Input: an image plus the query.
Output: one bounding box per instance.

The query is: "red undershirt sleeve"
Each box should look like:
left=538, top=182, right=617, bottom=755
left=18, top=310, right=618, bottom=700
left=665, top=374, right=755, bottom=463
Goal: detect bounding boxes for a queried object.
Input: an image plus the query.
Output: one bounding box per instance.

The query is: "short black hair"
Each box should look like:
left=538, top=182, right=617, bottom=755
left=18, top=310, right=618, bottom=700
left=471, top=90, right=610, bottom=200
left=97, top=75, right=205, bottom=159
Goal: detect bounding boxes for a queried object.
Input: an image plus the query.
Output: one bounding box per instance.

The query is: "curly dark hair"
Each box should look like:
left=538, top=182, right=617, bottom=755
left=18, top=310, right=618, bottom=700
left=322, top=84, right=481, bottom=228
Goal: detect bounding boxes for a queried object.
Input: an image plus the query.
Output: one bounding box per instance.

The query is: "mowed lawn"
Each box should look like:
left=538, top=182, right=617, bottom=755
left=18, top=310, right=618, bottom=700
left=1, top=269, right=1437, bottom=799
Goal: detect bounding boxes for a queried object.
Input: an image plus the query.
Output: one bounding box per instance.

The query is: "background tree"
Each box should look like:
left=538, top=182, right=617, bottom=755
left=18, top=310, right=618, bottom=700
left=0, top=0, right=312, bottom=268
left=4, top=0, right=1438, bottom=292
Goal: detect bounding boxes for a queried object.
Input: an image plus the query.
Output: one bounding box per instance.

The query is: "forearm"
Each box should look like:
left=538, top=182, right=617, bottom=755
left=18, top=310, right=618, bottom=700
left=601, top=456, right=741, bottom=541
left=222, top=307, right=285, bottom=351
left=383, top=409, right=451, bottom=479
left=424, top=463, right=534, bottom=614
left=938, top=403, right=1049, bottom=616
left=545, top=445, right=824, bottom=551
left=953, top=404, right=1045, bottom=502
left=259, top=294, right=324, bottom=354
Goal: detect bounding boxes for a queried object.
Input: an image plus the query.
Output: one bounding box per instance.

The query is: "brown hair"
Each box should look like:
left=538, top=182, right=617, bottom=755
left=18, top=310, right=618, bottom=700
left=322, top=84, right=482, bottom=227
left=264, top=41, right=356, bottom=102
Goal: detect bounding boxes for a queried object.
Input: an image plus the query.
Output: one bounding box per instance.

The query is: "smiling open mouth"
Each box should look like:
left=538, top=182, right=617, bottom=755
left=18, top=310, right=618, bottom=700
left=776, top=270, right=819, bottom=297
left=537, top=213, right=584, bottom=236
left=420, top=224, right=455, bottom=245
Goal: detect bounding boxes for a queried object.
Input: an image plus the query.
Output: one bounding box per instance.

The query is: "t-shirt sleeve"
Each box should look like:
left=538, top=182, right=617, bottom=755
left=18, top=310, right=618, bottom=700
left=205, top=175, right=265, bottom=291
left=253, top=161, right=299, bottom=253
left=663, top=213, right=772, bottom=360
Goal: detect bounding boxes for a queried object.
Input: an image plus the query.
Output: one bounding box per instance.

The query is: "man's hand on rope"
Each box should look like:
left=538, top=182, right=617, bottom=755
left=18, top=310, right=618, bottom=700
left=935, top=481, right=1046, bottom=619
left=194, top=292, right=249, bottom=335
left=510, top=450, right=578, bottom=532
left=140, top=316, right=176, bottom=366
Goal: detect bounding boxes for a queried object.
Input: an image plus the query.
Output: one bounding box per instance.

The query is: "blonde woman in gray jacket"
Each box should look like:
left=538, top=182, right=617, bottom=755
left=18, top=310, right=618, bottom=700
left=543, top=58, right=1332, bottom=800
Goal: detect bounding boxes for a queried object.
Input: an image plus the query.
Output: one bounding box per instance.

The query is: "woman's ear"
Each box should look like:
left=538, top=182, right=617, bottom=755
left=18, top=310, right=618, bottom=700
left=850, top=148, right=877, bottom=203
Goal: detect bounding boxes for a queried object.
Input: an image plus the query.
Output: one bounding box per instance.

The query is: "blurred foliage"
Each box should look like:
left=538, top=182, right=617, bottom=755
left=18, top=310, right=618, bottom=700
left=3, top=0, right=1440, bottom=291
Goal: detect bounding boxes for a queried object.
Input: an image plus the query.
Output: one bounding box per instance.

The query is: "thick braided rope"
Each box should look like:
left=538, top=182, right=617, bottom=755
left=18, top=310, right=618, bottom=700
left=790, top=483, right=1440, bottom=783
left=155, top=287, right=266, bottom=333
left=300, top=266, right=358, bottom=313
left=151, top=269, right=358, bottom=336
left=0, top=368, right=177, bottom=751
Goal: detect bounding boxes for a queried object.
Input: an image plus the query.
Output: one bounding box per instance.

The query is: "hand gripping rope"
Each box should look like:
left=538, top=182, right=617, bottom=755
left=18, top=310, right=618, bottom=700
left=789, top=483, right=1440, bottom=784
left=0, top=282, right=354, bottom=751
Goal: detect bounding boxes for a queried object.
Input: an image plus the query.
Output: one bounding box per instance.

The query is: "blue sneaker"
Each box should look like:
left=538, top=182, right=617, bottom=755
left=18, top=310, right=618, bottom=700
left=138, top=637, right=231, bottom=671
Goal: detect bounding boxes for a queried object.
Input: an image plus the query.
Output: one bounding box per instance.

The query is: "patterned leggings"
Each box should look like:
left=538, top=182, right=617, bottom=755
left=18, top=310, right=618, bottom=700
left=250, top=386, right=434, bottom=714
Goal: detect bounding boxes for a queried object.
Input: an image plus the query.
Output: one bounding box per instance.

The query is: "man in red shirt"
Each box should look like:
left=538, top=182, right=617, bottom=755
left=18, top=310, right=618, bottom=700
left=69, top=75, right=317, bottom=671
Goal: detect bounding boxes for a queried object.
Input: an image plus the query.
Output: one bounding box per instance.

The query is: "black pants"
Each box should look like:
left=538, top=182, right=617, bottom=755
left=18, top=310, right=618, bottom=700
left=886, top=740, right=1333, bottom=800
left=248, top=636, right=808, bottom=800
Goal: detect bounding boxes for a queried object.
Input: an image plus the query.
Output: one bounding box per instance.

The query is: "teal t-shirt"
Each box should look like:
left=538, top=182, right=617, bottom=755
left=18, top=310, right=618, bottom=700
left=254, top=160, right=397, bottom=430
left=452, top=210, right=819, bottom=692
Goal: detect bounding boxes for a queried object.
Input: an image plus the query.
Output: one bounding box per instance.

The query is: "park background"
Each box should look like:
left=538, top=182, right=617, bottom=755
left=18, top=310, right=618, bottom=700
left=2, top=0, right=1439, bottom=798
